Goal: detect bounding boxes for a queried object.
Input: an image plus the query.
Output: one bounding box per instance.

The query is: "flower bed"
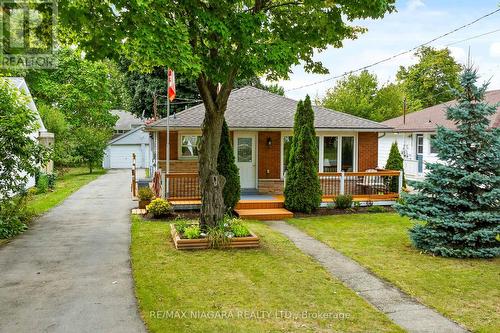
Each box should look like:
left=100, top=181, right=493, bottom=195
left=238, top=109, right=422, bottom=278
left=170, top=219, right=260, bottom=250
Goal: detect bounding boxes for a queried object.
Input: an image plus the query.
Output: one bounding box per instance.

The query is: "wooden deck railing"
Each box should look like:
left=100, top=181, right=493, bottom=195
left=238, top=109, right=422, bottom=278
left=164, top=170, right=402, bottom=201
left=319, top=170, right=402, bottom=199
left=165, top=173, right=201, bottom=200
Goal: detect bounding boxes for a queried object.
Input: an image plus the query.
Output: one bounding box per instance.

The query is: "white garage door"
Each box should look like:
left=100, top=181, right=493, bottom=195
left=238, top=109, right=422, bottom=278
left=109, top=145, right=145, bottom=169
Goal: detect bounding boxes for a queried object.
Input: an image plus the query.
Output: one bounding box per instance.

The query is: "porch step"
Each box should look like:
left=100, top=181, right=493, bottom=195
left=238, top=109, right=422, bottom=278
left=235, top=208, right=293, bottom=221
left=235, top=200, right=284, bottom=210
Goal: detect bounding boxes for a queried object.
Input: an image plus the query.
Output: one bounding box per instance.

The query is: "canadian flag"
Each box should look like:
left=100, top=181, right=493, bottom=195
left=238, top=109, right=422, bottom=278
left=167, top=68, right=176, bottom=102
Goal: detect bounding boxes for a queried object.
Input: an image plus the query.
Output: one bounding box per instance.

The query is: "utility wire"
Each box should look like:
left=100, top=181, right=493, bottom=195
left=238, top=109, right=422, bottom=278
left=445, top=28, right=500, bottom=46
left=285, top=8, right=500, bottom=92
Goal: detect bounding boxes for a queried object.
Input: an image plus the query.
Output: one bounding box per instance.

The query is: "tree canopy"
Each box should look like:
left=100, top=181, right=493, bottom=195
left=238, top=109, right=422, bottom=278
left=19, top=48, right=120, bottom=171
left=321, top=70, right=407, bottom=121
left=121, top=64, right=284, bottom=119
left=397, top=46, right=462, bottom=109
left=60, top=0, right=396, bottom=227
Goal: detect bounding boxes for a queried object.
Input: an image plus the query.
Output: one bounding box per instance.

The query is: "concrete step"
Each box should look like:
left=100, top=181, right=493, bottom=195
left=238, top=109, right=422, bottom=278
left=235, top=200, right=285, bottom=210
left=235, top=208, right=293, bottom=221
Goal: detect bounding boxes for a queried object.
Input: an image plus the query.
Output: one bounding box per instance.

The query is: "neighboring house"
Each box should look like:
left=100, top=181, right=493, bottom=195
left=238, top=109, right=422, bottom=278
left=378, top=90, right=500, bottom=180
left=3, top=77, right=54, bottom=189
left=110, top=109, right=144, bottom=138
left=145, top=86, right=391, bottom=195
left=103, top=111, right=150, bottom=169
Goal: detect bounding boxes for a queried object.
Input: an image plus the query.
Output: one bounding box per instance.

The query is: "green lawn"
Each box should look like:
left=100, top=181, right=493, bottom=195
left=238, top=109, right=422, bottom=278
left=131, top=216, right=403, bottom=333
left=27, top=167, right=106, bottom=215
left=288, top=213, right=500, bottom=333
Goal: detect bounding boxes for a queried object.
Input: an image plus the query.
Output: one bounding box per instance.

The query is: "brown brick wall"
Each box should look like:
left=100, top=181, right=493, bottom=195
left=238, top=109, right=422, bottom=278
left=258, top=132, right=281, bottom=179
left=158, top=130, right=197, bottom=173
left=158, top=131, right=178, bottom=160
left=258, top=179, right=284, bottom=194
left=358, top=132, right=378, bottom=171
left=159, top=160, right=198, bottom=173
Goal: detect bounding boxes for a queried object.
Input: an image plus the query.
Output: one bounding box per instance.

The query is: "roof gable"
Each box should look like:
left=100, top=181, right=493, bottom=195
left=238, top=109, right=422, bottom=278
left=382, top=90, right=500, bottom=132
left=147, top=86, right=389, bottom=131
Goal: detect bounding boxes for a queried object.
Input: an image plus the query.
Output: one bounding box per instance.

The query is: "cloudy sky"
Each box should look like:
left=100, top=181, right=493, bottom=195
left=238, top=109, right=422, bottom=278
left=277, top=0, right=500, bottom=101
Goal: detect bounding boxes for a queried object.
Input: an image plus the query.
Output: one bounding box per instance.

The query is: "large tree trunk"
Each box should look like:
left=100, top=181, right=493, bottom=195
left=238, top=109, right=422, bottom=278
left=196, top=73, right=235, bottom=230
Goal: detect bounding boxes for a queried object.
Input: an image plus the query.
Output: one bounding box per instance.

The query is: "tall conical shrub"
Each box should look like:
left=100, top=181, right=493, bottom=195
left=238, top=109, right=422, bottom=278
left=385, top=142, right=406, bottom=191
left=217, top=120, right=240, bottom=211
left=396, top=65, right=500, bottom=258
left=284, top=96, right=322, bottom=213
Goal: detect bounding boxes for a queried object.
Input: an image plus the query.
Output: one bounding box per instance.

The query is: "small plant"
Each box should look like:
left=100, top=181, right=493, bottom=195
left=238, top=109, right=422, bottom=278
left=27, top=187, right=38, bottom=196
left=352, top=201, right=361, bottom=211
left=367, top=205, right=385, bottom=213
left=138, top=187, right=155, bottom=201
left=365, top=199, right=374, bottom=207
left=335, top=194, right=353, bottom=209
left=47, top=173, right=57, bottom=189
left=231, top=221, right=250, bottom=237
left=174, top=219, right=189, bottom=234
left=207, top=221, right=231, bottom=249
left=183, top=225, right=201, bottom=239
left=146, top=198, right=173, bottom=217
left=0, top=195, right=33, bottom=239
left=36, top=174, right=49, bottom=194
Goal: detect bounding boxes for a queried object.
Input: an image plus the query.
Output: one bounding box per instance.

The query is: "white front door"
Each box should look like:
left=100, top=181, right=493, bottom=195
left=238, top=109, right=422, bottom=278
left=234, top=133, right=257, bottom=189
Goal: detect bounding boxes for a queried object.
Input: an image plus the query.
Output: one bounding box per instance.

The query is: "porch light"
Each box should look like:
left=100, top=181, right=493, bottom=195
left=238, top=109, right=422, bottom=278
left=267, top=137, right=272, bottom=147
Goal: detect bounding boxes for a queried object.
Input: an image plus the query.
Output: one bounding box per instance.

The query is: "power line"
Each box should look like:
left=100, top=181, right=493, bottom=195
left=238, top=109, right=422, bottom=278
left=445, top=28, right=500, bottom=46
left=285, top=8, right=500, bottom=92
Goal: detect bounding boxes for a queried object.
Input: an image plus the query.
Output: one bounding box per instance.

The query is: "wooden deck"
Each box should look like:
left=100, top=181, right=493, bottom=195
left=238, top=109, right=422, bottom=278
left=163, top=170, right=402, bottom=219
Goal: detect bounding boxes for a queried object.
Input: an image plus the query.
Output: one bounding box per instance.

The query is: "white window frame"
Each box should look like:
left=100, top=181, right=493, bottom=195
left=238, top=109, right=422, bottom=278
left=178, top=132, right=202, bottom=160
left=280, top=131, right=358, bottom=179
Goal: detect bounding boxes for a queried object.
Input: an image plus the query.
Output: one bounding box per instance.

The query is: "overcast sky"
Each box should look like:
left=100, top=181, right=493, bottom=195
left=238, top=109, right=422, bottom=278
left=275, top=0, right=500, bottom=101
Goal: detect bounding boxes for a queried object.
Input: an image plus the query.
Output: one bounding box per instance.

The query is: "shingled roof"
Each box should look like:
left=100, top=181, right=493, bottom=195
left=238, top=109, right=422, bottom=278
left=147, top=86, right=389, bottom=131
left=382, top=90, right=500, bottom=132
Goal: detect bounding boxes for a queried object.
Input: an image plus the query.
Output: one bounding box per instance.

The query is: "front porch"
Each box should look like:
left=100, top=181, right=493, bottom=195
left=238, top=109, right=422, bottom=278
left=164, top=170, right=403, bottom=219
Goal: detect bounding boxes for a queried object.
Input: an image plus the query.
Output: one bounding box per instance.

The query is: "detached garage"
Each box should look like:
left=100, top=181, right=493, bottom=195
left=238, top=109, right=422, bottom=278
left=103, top=126, right=151, bottom=169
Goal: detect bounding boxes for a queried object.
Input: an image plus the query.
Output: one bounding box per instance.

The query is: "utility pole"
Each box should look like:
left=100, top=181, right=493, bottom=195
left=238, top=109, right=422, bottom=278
left=165, top=71, right=171, bottom=198
left=403, top=97, right=407, bottom=125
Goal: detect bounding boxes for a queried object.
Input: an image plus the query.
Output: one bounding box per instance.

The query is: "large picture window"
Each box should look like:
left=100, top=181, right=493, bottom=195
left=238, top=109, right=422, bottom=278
left=341, top=136, right=354, bottom=172
left=180, top=135, right=201, bottom=158
left=323, top=137, right=338, bottom=172
left=282, top=134, right=354, bottom=177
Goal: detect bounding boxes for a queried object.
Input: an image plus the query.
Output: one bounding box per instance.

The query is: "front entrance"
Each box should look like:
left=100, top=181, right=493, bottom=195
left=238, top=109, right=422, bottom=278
left=234, top=133, right=257, bottom=189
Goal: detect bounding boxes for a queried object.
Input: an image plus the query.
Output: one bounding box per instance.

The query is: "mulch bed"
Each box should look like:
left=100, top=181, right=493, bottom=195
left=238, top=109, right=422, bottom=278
left=140, top=210, right=200, bottom=221
left=292, top=206, right=395, bottom=218
left=140, top=207, right=395, bottom=221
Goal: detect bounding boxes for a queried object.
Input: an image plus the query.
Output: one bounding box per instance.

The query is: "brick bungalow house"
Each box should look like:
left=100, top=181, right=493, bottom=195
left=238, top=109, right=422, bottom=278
left=145, top=86, right=394, bottom=197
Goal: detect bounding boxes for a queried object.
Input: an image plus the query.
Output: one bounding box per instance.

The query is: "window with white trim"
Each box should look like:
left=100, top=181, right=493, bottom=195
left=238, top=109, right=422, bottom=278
left=430, top=135, right=438, bottom=154
left=180, top=135, right=201, bottom=158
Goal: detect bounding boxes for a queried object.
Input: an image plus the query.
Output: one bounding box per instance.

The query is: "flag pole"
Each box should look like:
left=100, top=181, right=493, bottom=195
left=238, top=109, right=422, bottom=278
left=165, top=70, right=170, bottom=199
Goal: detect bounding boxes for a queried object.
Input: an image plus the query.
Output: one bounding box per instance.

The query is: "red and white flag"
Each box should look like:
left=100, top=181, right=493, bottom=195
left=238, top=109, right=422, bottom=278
left=167, top=68, right=176, bottom=102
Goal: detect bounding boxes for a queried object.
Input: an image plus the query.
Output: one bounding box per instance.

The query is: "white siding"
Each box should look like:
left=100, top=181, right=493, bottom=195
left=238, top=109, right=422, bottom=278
left=378, top=133, right=414, bottom=168
left=378, top=132, right=441, bottom=181
left=103, top=128, right=151, bottom=169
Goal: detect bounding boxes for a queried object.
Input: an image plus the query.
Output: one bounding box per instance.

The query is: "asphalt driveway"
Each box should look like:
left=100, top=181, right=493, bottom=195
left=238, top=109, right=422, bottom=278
left=0, top=170, right=146, bottom=333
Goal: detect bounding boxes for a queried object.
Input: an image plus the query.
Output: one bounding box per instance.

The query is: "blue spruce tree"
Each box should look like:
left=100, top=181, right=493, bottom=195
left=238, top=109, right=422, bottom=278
left=396, top=66, right=500, bottom=258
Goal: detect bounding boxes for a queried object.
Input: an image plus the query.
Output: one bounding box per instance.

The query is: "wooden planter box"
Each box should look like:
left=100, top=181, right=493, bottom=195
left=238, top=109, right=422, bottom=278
left=170, top=224, right=260, bottom=250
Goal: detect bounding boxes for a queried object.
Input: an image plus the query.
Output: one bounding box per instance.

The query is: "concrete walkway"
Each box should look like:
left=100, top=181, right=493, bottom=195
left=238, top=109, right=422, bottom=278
left=0, top=170, right=146, bottom=333
left=267, top=221, right=468, bottom=333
